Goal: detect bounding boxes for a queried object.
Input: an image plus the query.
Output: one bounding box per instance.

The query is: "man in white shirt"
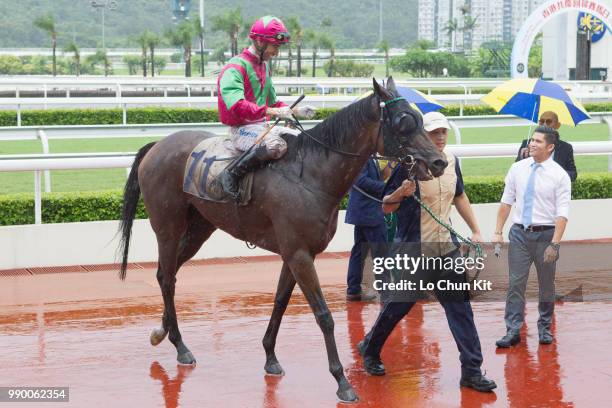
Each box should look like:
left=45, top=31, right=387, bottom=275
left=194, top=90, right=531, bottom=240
left=493, top=126, right=571, bottom=347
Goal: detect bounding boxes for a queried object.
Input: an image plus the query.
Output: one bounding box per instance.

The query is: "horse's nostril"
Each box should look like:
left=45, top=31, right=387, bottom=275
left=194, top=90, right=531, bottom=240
left=432, top=159, right=448, bottom=172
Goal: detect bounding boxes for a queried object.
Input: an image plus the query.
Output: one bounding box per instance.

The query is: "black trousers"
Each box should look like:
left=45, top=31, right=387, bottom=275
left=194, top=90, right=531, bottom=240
left=362, top=250, right=484, bottom=377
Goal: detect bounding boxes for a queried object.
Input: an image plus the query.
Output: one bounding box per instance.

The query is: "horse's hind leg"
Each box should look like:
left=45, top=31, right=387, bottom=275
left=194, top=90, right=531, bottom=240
left=262, top=262, right=296, bottom=375
left=286, top=249, right=358, bottom=403
left=151, top=208, right=216, bottom=351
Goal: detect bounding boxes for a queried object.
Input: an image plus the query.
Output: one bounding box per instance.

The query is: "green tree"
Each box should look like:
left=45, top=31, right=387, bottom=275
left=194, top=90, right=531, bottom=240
left=135, top=31, right=149, bottom=77
left=304, top=29, right=320, bottom=78
left=462, top=15, right=478, bottom=53
left=319, top=33, right=335, bottom=77
left=63, top=41, right=80, bottom=76
left=86, top=49, right=112, bottom=76
left=412, top=39, right=435, bottom=50
left=444, top=18, right=459, bottom=52
left=146, top=32, right=161, bottom=77
left=166, top=22, right=195, bottom=77
left=123, top=55, right=141, bottom=75
left=193, top=17, right=205, bottom=77
left=33, top=14, right=57, bottom=76
left=153, top=56, right=167, bottom=76
left=378, top=39, right=390, bottom=77
left=529, top=41, right=543, bottom=78
left=285, top=16, right=305, bottom=77
left=0, top=56, right=23, bottom=75
left=212, top=45, right=227, bottom=66
left=211, top=7, right=243, bottom=57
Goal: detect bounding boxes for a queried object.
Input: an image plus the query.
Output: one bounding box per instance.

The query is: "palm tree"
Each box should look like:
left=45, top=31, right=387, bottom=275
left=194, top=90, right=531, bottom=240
left=166, top=22, right=195, bottom=77
left=94, top=49, right=111, bottom=76
left=63, top=41, right=80, bottom=76
left=194, top=17, right=205, bottom=77
left=211, top=7, right=243, bottom=57
left=146, top=32, right=161, bottom=77
left=33, top=15, right=57, bottom=76
left=444, top=19, right=458, bottom=52
left=378, top=39, right=390, bottom=77
left=305, top=30, right=320, bottom=77
left=462, top=15, right=478, bottom=53
left=286, top=16, right=304, bottom=77
left=136, top=31, right=149, bottom=77
left=319, top=34, right=335, bottom=77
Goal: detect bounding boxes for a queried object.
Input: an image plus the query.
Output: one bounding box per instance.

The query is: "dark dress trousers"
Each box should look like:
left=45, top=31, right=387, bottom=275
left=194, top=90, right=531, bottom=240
left=345, top=159, right=388, bottom=295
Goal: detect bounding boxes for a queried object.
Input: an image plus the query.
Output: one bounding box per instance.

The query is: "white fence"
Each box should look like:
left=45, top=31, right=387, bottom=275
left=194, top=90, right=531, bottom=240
left=1, top=112, right=612, bottom=224
left=2, top=140, right=612, bottom=225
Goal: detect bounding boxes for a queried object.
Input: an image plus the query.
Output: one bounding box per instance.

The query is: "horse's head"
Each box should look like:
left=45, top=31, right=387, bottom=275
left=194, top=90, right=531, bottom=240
left=372, top=77, right=447, bottom=180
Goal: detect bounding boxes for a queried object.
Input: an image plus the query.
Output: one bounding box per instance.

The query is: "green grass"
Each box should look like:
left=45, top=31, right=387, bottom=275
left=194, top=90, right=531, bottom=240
left=0, top=125, right=609, bottom=194
left=0, top=137, right=161, bottom=194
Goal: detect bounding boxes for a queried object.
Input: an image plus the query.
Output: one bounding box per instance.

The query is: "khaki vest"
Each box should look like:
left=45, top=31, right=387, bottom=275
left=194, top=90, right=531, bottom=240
left=418, top=150, right=458, bottom=257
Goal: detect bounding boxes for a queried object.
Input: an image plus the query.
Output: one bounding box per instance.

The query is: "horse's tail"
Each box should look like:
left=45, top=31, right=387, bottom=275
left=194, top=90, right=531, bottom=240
left=119, top=142, right=156, bottom=281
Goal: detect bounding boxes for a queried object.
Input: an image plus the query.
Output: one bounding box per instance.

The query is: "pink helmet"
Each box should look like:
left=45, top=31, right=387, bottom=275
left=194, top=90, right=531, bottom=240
left=249, top=16, right=290, bottom=45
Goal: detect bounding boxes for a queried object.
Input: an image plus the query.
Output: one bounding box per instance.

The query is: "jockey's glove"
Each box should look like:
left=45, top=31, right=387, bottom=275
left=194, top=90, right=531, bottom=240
left=293, top=105, right=317, bottom=119
left=267, top=106, right=294, bottom=120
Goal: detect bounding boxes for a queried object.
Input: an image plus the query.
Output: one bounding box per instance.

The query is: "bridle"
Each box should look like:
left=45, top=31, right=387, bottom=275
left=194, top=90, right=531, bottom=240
left=290, top=94, right=420, bottom=171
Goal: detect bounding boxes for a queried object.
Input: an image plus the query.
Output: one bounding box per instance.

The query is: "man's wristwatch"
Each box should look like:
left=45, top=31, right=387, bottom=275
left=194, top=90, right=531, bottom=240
left=549, top=243, right=560, bottom=251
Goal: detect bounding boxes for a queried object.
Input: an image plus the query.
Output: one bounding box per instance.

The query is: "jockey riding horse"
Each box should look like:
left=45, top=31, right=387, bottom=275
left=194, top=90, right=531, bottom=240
left=217, top=16, right=316, bottom=199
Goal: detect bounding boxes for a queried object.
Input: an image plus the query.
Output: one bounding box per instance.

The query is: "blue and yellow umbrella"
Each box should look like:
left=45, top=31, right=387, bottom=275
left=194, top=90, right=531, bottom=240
left=396, top=86, right=444, bottom=114
left=358, top=86, right=443, bottom=114
left=481, top=78, right=590, bottom=126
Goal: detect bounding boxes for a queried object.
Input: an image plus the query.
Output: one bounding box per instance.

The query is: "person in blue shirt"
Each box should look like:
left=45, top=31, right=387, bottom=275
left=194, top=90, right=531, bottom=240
left=345, top=158, right=388, bottom=301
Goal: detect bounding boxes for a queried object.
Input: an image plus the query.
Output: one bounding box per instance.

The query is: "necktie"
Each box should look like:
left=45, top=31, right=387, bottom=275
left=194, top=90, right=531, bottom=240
left=522, top=162, right=542, bottom=228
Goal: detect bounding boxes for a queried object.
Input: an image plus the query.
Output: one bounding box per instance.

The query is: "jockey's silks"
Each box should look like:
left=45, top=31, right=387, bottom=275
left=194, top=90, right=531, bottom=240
left=217, top=48, right=287, bottom=126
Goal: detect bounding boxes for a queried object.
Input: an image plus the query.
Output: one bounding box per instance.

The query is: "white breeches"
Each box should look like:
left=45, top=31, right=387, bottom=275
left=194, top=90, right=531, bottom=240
left=229, top=123, right=300, bottom=159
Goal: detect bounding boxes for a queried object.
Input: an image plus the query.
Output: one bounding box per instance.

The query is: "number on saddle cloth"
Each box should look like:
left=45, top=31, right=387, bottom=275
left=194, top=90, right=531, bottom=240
left=183, top=137, right=252, bottom=204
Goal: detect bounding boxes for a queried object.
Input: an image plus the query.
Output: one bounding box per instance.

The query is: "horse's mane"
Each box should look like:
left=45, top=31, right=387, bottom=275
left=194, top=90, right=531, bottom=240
left=284, top=93, right=379, bottom=160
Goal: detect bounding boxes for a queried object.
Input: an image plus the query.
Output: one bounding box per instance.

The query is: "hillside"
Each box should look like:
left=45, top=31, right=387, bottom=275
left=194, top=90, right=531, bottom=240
left=0, top=0, right=418, bottom=50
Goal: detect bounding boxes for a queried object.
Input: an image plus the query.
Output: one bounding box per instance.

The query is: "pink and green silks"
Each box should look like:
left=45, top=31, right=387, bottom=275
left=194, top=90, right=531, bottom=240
left=217, top=48, right=286, bottom=126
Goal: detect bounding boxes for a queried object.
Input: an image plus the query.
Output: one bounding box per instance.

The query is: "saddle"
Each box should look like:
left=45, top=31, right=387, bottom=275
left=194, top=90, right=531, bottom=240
left=183, top=137, right=254, bottom=205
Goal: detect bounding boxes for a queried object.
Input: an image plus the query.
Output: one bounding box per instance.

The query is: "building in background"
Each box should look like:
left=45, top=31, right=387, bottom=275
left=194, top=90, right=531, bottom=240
left=419, top=0, right=612, bottom=80
left=418, top=0, right=545, bottom=52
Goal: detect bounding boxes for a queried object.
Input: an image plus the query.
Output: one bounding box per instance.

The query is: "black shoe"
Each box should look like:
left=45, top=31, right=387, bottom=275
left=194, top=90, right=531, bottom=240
left=460, top=374, right=497, bottom=392
left=363, top=355, right=385, bottom=376
left=539, top=330, right=554, bottom=344
left=495, top=332, right=520, bottom=348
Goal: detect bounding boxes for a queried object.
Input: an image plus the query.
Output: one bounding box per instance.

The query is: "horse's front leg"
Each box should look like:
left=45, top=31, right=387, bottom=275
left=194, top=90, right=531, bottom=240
left=262, top=262, right=296, bottom=375
left=286, top=249, right=358, bottom=403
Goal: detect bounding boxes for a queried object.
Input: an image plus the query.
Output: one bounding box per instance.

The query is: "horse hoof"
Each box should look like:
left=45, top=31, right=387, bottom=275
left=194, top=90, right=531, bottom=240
left=337, top=387, right=359, bottom=403
left=150, top=328, right=168, bottom=346
left=177, top=351, right=196, bottom=365
left=264, top=362, right=285, bottom=376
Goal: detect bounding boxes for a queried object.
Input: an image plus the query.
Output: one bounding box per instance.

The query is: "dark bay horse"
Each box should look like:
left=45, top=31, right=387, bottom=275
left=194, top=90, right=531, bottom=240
left=118, top=78, right=447, bottom=402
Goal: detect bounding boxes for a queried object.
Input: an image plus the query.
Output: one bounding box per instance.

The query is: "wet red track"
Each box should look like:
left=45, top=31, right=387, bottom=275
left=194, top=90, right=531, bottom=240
left=1, top=254, right=611, bottom=407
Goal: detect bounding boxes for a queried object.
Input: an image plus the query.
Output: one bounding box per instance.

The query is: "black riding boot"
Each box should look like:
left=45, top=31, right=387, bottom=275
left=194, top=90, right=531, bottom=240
left=219, top=145, right=273, bottom=200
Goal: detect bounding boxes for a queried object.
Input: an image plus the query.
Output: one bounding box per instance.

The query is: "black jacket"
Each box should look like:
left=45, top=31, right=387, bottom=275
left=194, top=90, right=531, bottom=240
left=516, top=139, right=577, bottom=181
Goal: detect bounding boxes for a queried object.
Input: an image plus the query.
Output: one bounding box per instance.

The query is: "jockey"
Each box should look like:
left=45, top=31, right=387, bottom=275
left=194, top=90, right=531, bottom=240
left=217, top=15, right=316, bottom=199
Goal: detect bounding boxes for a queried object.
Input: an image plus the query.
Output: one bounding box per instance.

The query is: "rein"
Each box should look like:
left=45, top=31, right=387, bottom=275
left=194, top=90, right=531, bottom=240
left=289, top=95, right=414, bottom=164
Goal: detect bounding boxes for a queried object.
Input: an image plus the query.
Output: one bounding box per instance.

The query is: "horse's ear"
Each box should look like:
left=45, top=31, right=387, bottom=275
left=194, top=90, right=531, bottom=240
left=386, top=76, right=397, bottom=93
left=372, top=78, right=389, bottom=98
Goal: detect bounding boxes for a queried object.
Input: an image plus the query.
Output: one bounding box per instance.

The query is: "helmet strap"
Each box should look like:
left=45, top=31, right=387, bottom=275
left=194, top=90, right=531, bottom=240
left=253, top=40, right=267, bottom=63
